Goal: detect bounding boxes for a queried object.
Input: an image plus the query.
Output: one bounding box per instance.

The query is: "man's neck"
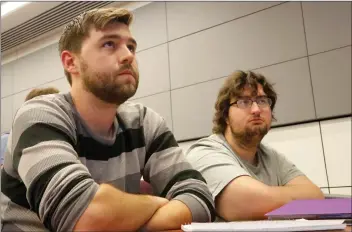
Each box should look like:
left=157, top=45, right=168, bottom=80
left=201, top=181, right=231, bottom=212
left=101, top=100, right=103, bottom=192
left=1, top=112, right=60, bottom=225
left=71, top=83, right=118, bottom=137
left=224, top=130, right=260, bottom=165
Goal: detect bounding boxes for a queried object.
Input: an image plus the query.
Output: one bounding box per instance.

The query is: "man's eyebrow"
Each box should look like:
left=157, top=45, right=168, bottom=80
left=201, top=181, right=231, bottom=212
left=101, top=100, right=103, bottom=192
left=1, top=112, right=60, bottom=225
left=237, top=94, right=267, bottom=98
left=99, top=34, right=137, bottom=47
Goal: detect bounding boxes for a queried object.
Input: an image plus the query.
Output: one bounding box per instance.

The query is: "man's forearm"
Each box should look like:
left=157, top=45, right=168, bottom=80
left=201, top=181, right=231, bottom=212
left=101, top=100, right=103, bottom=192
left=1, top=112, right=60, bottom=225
left=74, top=183, right=168, bottom=231
left=217, top=176, right=324, bottom=222
left=221, top=187, right=292, bottom=221
left=227, top=183, right=323, bottom=220
left=224, top=185, right=322, bottom=221
left=143, top=200, right=192, bottom=232
left=271, top=182, right=324, bottom=200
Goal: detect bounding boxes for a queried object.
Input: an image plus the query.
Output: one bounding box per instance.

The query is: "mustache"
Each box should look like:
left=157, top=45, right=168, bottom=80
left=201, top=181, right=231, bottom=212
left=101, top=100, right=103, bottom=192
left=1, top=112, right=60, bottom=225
left=249, top=116, right=263, bottom=121
left=116, top=64, right=138, bottom=78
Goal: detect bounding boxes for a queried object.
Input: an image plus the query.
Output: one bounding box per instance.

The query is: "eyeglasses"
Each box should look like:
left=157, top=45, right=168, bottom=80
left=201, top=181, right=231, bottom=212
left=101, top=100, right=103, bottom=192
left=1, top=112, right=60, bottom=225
left=229, top=96, right=272, bottom=109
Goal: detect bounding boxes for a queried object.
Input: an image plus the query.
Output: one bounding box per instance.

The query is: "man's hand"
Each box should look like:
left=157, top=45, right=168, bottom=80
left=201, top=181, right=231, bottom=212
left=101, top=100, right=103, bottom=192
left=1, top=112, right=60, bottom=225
left=150, top=195, right=170, bottom=209
left=74, top=184, right=169, bottom=231
left=143, top=200, right=192, bottom=232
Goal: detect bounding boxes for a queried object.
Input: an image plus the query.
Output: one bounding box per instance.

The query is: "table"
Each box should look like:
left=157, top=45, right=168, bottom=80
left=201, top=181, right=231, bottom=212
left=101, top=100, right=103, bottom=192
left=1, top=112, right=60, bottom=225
left=164, top=225, right=351, bottom=232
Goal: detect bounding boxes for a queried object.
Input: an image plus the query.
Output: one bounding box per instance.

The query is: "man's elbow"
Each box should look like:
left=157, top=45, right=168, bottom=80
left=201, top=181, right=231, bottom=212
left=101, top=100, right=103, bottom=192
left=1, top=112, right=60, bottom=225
left=215, top=191, right=282, bottom=221
left=313, top=187, right=325, bottom=199
left=73, top=202, right=110, bottom=231
left=215, top=196, right=261, bottom=221
left=301, top=184, right=325, bottom=200
left=217, top=205, right=266, bottom=221
left=216, top=205, right=238, bottom=221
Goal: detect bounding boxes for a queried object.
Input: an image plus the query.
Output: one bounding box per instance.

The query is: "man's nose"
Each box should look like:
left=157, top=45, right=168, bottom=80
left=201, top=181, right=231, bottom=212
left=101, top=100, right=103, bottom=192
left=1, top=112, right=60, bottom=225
left=250, top=102, right=261, bottom=114
left=118, top=46, right=134, bottom=64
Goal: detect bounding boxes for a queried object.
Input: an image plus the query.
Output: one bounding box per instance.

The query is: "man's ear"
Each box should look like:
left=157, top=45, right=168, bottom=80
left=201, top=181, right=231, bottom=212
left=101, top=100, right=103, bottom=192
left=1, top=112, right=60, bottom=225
left=225, top=117, right=230, bottom=125
left=61, top=50, right=79, bottom=76
left=225, top=107, right=230, bottom=125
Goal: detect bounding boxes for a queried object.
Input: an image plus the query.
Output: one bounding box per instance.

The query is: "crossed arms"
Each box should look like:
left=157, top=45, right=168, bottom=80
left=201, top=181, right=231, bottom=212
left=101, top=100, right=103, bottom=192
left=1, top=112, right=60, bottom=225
left=11, top=102, right=214, bottom=231
left=74, top=183, right=193, bottom=231
left=186, top=139, right=324, bottom=222
left=216, top=175, right=324, bottom=221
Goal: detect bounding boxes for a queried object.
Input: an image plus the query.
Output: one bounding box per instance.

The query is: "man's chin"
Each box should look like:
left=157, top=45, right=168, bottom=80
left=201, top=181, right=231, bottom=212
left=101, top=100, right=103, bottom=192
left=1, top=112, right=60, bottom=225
left=91, top=90, right=137, bottom=105
left=248, top=126, right=268, bottom=136
left=124, top=86, right=138, bottom=99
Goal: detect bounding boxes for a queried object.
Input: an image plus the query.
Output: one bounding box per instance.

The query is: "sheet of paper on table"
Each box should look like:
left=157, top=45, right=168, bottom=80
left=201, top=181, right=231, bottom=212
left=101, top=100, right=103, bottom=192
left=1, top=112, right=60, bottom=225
left=181, top=219, right=346, bottom=232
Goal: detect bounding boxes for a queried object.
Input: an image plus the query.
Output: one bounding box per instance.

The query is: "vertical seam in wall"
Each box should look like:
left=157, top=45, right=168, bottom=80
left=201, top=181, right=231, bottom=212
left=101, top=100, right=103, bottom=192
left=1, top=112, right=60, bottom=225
left=300, top=2, right=317, bottom=119
left=301, top=2, right=330, bottom=192
left=164, top=2, right=174, bottom=132
left=13, top=49, right=19, bottom=127
left=0, top=47, right=2, bottom=134
left=9, top=49, right=18, bottom=132
left=318, top=121, right=331, bottom=192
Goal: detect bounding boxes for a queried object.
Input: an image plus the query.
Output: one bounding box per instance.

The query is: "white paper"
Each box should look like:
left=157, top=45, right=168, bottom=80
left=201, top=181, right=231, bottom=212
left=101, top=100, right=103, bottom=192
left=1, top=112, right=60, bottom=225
left=181, top=219, right=346, bottom=232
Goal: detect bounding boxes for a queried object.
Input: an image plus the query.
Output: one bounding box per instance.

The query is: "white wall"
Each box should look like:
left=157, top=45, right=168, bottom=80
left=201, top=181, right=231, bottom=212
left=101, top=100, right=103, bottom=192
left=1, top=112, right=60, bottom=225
left=1, top=2, right=351, bottom=195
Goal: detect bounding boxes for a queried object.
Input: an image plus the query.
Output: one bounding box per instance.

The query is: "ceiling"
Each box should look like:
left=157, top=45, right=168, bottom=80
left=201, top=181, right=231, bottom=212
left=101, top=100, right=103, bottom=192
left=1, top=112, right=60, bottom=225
left=1, top=1, right=131, bottom=53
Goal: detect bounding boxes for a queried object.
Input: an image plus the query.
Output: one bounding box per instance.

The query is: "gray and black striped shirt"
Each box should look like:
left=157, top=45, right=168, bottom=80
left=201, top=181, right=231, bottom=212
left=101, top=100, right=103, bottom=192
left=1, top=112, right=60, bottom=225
left=1, top=93, right=215, bottom=231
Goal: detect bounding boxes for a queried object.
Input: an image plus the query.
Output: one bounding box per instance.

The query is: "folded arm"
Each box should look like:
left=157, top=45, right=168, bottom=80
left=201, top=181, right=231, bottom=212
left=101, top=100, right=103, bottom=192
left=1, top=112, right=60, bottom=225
left=142, top=107, right=215, bottom=231
left=273, top=175, right=324, bottom=200
left=74, top=183, right=168, bottom=231
left=14, top=101, right=168, bottom=231
left=144, top=152, right=215, bottom=231
left=216, top=175, right=324, bottom=221
left=185, top=140, right=324, bottom=222
left=143, top=199, right=192, bottom=231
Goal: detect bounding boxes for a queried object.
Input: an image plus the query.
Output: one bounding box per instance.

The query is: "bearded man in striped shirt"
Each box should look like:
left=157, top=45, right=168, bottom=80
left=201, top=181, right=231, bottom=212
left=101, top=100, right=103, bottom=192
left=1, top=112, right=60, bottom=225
left=1, top=7, right=215, bottom=232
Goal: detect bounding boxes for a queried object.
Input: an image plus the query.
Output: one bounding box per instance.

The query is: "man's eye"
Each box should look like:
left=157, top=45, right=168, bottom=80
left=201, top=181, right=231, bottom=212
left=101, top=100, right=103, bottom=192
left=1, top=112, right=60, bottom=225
left=127, top=45, right=136, bottom=53
left=257, top=97, right=268, bottom=104
left=238, top=99, right=250, bottom=105
left=103, top=41, right=115, bottom=48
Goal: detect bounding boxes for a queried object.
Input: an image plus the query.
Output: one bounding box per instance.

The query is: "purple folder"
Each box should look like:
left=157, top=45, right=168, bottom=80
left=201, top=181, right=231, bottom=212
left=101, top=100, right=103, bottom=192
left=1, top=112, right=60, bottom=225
left=265, top=199, right=352, bottom=220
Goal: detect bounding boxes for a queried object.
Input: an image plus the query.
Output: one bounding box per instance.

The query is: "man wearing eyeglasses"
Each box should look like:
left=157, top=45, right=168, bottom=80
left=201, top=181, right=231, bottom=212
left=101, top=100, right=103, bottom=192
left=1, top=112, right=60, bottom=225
left=185, top=70, right=324, bottom=221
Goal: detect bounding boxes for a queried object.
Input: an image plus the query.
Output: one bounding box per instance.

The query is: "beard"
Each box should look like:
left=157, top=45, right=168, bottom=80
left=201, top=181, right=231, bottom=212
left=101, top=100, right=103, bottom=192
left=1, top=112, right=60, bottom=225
left=80, top=58, right=139, bottom=105
left=231, top=123, right=269, bottom=148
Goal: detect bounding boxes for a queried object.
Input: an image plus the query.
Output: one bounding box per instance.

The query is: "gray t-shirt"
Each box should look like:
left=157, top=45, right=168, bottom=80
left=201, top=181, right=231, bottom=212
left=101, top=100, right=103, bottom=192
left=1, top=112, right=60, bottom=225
left=186, top=134, right=305, bottom=199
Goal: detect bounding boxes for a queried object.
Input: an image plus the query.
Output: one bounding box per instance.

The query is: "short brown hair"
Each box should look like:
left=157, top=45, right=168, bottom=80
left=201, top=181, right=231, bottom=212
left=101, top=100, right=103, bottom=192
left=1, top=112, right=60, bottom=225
left=25, top=87, right=60, bottom=101
left=212, top=70, right=277, bottom=134
left=58, top=8, right=133, bottom=85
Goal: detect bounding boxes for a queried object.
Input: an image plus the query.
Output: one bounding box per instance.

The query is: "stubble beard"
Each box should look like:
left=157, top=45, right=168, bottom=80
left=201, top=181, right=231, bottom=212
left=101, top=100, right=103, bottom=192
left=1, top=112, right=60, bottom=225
left=231, top=124, right=269, bottom=148
left=80, top=58, right=139, bottom=105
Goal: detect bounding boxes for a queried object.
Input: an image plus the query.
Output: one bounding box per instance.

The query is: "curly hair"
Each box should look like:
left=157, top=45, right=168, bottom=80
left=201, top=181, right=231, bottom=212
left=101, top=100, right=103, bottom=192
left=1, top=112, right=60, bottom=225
left=212, top=70, right=277, bottom=134
left=58, top=7, right=133, bottom=85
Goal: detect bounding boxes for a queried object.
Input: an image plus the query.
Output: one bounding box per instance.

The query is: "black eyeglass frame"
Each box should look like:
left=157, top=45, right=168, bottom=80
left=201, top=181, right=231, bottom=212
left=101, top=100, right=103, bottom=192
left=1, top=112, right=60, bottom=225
left=229, top=96, right=273, bottom=109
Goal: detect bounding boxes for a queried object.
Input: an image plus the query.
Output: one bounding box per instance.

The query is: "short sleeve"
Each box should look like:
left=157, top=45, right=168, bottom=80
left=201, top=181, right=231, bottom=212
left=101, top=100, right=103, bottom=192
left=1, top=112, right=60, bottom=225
left=275, top=151, right=305, bottom=185
left=186, top=138, right=250, bottom=199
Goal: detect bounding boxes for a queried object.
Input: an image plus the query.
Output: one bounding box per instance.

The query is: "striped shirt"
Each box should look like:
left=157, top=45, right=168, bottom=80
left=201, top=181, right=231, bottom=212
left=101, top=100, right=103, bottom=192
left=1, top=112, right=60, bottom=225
left=1, top=93, right=215, bottom=231
left=1, top=133, right=9, bottom=164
